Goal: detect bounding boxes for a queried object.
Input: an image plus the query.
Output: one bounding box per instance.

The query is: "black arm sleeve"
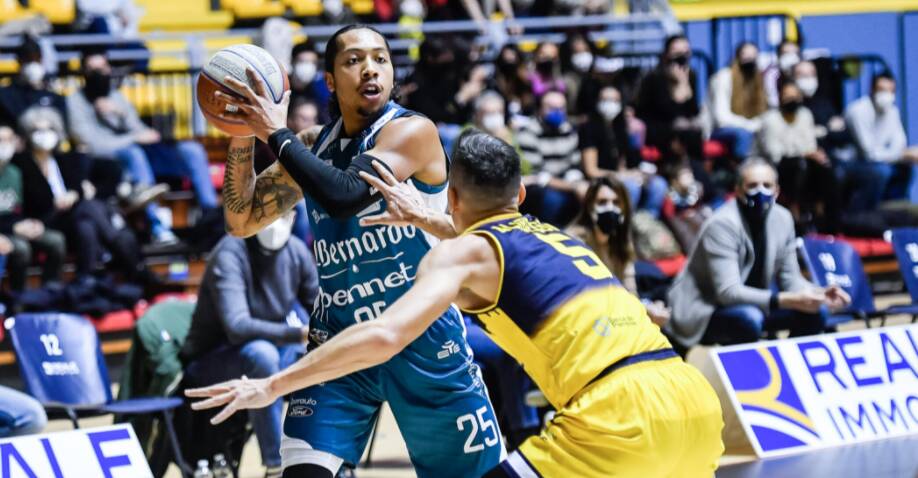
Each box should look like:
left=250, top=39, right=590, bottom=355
left=268, top=128, right=393, bottom=218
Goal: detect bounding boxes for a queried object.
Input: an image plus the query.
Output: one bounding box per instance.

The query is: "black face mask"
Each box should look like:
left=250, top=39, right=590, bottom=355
left=739, top=60, right=757, bottom=77
left=669, top=55, right=689, bottom=67
left=780, top=100, right=803, bottom=115
left=84, top=71, right=112, bottom=102
left=595, top=207, right=623, bottom=235
left=498, top=60, right=518, bottom=75
left=536, top=60, right=555, bottom=75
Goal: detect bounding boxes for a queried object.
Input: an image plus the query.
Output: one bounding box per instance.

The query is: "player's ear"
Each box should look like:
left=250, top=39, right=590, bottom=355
left=517, top=183, right=527, bottom=207
left=447, top=185, right=458, bottom=215
left=325, top=71, right=335, bottom=93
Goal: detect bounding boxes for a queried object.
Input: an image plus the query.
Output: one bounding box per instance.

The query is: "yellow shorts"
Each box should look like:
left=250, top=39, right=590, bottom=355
left=512, top=358, right=724, bottom=478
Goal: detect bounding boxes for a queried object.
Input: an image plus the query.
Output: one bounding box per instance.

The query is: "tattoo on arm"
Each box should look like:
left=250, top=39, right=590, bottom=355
left=223, top=144, right=255, bottom=215
left=251, top=165, right=301, bottom=223
left=222, top=141, right=303, bottom=235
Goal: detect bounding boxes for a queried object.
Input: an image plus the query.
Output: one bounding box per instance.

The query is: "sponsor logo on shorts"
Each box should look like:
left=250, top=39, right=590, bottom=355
left=437, top=340, right=461, bottom=359
left=288, top=397, right=318, bottom=418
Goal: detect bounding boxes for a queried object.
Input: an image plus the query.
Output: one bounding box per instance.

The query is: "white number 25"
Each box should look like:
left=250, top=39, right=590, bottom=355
left=456, top=406, right=499, bottom=453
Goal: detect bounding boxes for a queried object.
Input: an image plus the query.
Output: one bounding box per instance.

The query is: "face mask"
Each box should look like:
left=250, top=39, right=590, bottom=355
left=593, top=204, right=623, bottom=234
left=740, top=185, right=775, bottom=219
left=0, top=142, right=14, bottom=164
left=571, top=52, right=593, bottom=73
left=597, top=100, right=621, bottom=121
left=797, top=77, right=818, bottom=97
left=31, top=129, right=58, bottom=152
left=778, top=52, right=800, bottom=72
left=669, top=184, right=699, bottom=209
left=543, top=109, right=566, bottom=128
left=84, top=71, right=112, bottom=102
left=22, top=62, right=45, bottom=88
left=481, top=112, right=505, bottom=132
left=669, top=54, right=689, bottom=67
left=780, top=99, right=802, bottom=115
left=874, top=91, right=896, bottom=111
left=293, top=62, right=317, bottom=84
left=401, top=0, right=424, bottom=17
left=256, top=215, right=294, bottom=251
left=739, top=60, right=757, bottom=77
left=536, top=60, right=555, bottom=75
left=324, top=0, right=343, bottom=17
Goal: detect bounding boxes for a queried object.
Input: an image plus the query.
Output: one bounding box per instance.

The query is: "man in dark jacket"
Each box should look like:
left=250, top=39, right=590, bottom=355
left=180, top=210, right=318, bottom=478
left=0, top=35, right=68, bottom=131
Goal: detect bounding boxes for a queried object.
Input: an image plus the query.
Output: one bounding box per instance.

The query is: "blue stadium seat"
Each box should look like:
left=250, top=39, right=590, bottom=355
left=798, top=237, right=889, bottom=328
left=4, top=312, right=191, bottom=475
left=886, top=228, right=918, bottom=322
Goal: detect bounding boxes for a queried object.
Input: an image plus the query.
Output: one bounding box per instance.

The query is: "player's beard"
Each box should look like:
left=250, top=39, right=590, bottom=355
left=356, top=87, right=394, bottom=120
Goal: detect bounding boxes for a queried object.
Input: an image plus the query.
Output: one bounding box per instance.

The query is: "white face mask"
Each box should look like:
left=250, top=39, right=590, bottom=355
left=874, top=91, right=896, bottom=111
left=293, top=62, right=317, bottom=84
left=0, top=142, right=14, bottom=164
left=481, top=112, right=505, bottom=133
left=571, top=52, right=593, bottom=73
left=401, top=0, right=424, bottom=17
left=22, top=62, right=45, bottom=88
left=324, top=0, right=343, bottom=16
left=256, top=214, right=295, bottom=251
left=778, top=52, right=800, bottom=72
left=597, top=100, right=621, bottom=121
left=31, top=129, right=58, bottom=151
left=796, top=76, right=818, bottom=97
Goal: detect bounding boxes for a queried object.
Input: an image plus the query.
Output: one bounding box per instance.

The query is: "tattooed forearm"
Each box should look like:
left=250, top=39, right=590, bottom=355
left=251, top=167, right=301, bottom=223
left=223, top=141, right=255, bottom=215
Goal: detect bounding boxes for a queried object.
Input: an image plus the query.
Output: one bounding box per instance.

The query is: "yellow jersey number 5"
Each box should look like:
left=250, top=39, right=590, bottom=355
left=534, top=232, right=613, bottom=280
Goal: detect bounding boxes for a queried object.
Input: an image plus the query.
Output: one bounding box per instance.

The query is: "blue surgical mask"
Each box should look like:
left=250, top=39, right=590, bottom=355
left=543, top=109, right=566, bottom=128
left=740, top=185, right=775, bottom=218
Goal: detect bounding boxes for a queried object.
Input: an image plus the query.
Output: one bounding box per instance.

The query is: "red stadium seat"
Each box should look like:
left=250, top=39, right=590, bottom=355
left=86, top=310, right=135, bottom=333
left=210, top=163, right=225, bottom=190
left=703, top=140, right=727, bottom=159
left=653, top=255, right=686, bottom=278
left=810, top=234, right=894, bottom=257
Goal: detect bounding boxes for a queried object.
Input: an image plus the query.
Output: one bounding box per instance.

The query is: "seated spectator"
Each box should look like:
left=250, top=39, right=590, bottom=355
left=289, top=40, right=331, bottom=124
left=667, top=159, right=851, bottom=348
left=792, top=61, right=854, bottom=160
left=580, top=85, right=667, bottom=217
left=0, top=385, right=46, bottom=437
left=403, top=36, right=484, bottom=126
left=0, top=35, right=68, bottom=130
left=567, top=176, right=670, bottom=326
left=180, top=211, right=318, bottom=478
left=469, top=91, right=516, bottom=149
left=661, top=162, right=713, bottom=252
left=636, top=34, right=704, bottom=160
left=709, top=42, right=768, bottom=159
left=15, top=106, right=156, bottom=289
left=758, top=81, right=841, bottom=233
left=494, top=45, right=535, bottom=118
left=843, top=72, right=918, bottom=211
left=66, top=49, right=218, bottom=244
left=0, top=124, right=65, bottom=294
left=764, top=39, right=801, bottom=107
left=560, top=33, right=593, bottom=115
left=515, top=90, right=582, bottom=226
left=530, top=42, right=566, bottom=98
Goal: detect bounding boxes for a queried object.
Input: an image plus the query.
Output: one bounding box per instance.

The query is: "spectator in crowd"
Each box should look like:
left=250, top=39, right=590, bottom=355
left=661, top=162, right=712, bottom=253
left=470, top=90, right=516, bottom=147
left=0, top=124, right=65, bottom=293
left=667, top=158, right=850, bottom=348
left=792, top=60, right=854, bottom=160
left=758, top=81, right=840, bottom=233
left=494, top=44, right=535, bottom=118
left=0, top=36, right=68, bottom=131
left=844, top=72, right=918, bottom=210
left=516, top=90, right=582, bottom=226
left=764, top=39, right=801, bottom=107
left=580, top=85, right=667, bottom=216
left=288, top=39, right=331, bottom=124
left=530, top=42, right=566, bottom=98
left=567, top=176, right=671, bottom=326
left=403, top=36, right=485, bottom=125
left=560, top=33, right=593, bottom=115
left=709, top=42, right=768, bottom=159
left=0, top=385, right=46, bottom=437
left=181, top=211, right=318, bottom=478
left=635, top=34, right=703, bottom=161
left=15, top=106, right=157, bottom=288
left=288, top=98, right=319, bottom=135
left=66, top=49, right=218, bottom=245
left=75, top=0, right=141, bottom=36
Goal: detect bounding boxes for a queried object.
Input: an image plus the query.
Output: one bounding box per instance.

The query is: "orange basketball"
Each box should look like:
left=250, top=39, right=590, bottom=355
left=196, top=44, right=290, bottom=136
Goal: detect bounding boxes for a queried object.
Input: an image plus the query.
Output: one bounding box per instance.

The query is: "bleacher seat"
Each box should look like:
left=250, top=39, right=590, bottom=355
left=283, top=0, right=322, bottom=16
left=28, top=0, right=75, bottom=24
left=886, top=229, right=918, bottom=320
left=86, top=309, right=136, bottom=334
left=135, top=0, right=233, bottom=32
left=653, top=255, right=686, bottom=278
left=221, top=0, right=285, bottom=20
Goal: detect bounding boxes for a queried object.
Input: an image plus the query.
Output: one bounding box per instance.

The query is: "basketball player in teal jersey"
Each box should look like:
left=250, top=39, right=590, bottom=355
left=196, top=25, right=503, bottom=478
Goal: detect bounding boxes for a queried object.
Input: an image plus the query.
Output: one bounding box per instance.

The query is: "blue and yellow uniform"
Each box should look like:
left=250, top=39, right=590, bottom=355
left=463, top=213, right=724, bottom=477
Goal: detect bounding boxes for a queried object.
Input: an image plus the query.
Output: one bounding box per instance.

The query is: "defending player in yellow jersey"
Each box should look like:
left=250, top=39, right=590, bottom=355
left=187, top=130, right=725, bottom=477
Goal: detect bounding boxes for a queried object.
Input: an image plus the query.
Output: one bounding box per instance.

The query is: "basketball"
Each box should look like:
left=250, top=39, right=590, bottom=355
left=196, top=44, right=290, bottom=136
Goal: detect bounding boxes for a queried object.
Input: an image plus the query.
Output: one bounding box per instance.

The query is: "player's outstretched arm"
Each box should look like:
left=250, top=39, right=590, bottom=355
left=185, top=234, right=500, bottom=425
left=222, top=137, right=304, bottom=237
left=358, top=160, right=459, bottom=239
